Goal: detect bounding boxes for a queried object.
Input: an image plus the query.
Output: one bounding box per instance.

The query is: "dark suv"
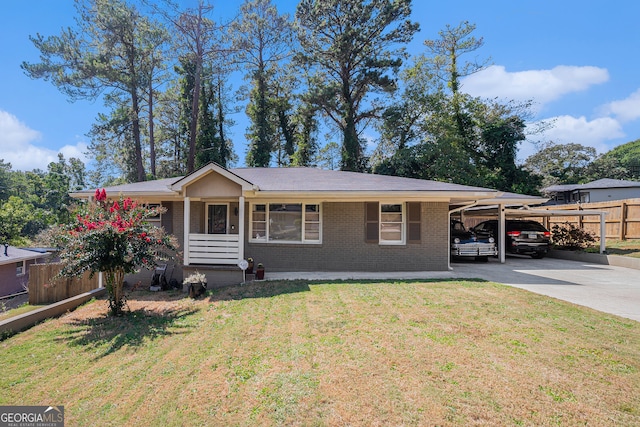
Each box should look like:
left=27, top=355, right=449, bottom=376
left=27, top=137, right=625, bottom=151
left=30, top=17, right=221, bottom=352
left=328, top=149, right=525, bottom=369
left=473, top=220, right=551, bottom=259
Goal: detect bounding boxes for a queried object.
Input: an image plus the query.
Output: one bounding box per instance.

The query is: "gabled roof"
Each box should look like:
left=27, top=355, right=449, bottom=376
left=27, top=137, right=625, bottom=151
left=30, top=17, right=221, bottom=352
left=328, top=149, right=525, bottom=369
left=544, top=178, right=640, bottom=193
left=71, top=164, right=548, bottom=205
left=72, top=165, right=501, bottom=199
left=170, top=163, right=256, bottom=192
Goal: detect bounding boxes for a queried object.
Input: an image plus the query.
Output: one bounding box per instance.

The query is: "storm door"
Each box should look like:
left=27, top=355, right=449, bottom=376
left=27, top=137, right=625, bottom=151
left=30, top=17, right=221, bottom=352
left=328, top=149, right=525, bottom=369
left=207, top=204, right=228, bottom=234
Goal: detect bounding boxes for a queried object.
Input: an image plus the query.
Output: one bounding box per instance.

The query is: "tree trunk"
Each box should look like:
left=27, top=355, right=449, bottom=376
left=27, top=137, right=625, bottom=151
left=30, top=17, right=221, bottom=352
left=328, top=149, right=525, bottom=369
left=149, top=80, right=156, bottom=178
left=131, top=89, right=146, bottom=182
left=216, top=80, right=227, bottom=167
left=105, top=267, right=127, bottom=316
left=187, top=59, right=202, bottom=173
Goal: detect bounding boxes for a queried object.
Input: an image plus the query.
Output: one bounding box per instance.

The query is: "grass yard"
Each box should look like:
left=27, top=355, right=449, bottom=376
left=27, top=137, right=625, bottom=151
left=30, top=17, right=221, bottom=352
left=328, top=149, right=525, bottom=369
left=1, top=279, right=639, bottom=426
left=600, top=239, right=640, bottom=258
left=0, top=302, right=44, bottom=321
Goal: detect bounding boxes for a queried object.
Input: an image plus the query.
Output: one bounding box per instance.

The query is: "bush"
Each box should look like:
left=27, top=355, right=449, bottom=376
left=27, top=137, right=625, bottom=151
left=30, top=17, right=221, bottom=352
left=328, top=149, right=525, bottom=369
left=44, top=189, right=179, bottom=316
left=551, top=222, right=596, bottom=250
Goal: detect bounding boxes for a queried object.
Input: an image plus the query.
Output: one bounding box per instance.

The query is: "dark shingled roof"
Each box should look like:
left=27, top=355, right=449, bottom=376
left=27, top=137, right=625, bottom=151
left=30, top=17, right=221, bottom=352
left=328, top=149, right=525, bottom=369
left=90, top=177, right=180, bottom=195
left=544, top=178, right=640, bottom=193
left=232, top=168, right=494, bottom=193
left=77, top=167, right=500, bottom=196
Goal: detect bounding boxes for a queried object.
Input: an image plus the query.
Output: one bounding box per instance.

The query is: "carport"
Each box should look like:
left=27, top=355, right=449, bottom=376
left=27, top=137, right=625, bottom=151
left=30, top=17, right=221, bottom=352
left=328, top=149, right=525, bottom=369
left=450, top=192, right=608, bottom=265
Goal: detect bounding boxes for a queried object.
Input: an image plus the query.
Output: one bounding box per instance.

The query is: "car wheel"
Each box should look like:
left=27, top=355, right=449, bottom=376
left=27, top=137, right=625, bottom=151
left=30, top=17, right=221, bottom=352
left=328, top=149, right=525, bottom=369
left=530, top=253, right=545, bottom=259
left=475, top=256, right=489, bottom=262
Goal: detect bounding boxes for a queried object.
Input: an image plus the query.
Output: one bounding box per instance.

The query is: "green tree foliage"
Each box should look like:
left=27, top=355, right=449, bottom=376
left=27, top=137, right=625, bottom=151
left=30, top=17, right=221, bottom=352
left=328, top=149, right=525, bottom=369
left=22, top=0, right=168, bottom=182
left=0, top=155, right=85, bottom=245
left=597, top=138, right=640, bottom=179
left=166, top=0, right=229, bottom=173
left=523, top=142, right=597, bottom=188
left=87, top=103, right=139, bottom=184
left=315, top=141, right=341, bottom=170
left=233, top=0, right=295, bottom=167
left=290, top=98, right=319, bottom=166
left=0, top=196, right=35, bottom=246
left=295, top=0, right=419, bottom=172
left=0, top=160, right=12, bottom=202
left=195, top=75, right=235, bottom=168
left=44, top=189, right=178, bottom=315
left=374, top=21, right=539, bottom=193
left=582, top=155, right=631, bottom=182
left=153, top=84, right=188, bottom=177
left=175, top=57, right=235, bottom=170
left=423, top=21, right=490, bottom=151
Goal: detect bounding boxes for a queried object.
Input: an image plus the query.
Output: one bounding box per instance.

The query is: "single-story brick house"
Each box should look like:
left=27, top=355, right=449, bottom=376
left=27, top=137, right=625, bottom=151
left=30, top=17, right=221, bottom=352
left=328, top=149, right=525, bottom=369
left=71, top=164, right=539, bottom=286
left=0, top=246, right=51, bottom=298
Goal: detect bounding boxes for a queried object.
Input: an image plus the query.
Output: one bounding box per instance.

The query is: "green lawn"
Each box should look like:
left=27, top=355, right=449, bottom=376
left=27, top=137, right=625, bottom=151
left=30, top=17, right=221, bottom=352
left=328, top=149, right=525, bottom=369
left=601, top=239, right=640, bottom=258
left=1, top=280, right=639, bottom=426
left=0, top=302, right=44, bottom=321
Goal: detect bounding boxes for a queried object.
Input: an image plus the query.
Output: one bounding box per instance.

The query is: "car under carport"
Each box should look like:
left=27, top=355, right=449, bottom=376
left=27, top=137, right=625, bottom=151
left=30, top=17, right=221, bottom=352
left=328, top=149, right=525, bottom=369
left=449, top=192, right=608, bottom=267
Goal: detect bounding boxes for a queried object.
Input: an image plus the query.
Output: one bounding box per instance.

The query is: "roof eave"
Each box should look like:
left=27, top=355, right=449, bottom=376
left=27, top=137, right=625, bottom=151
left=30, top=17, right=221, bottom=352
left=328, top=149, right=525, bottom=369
left=70, top=191, right=182, bottom=200
left=244, top=190, right=501, bottom=202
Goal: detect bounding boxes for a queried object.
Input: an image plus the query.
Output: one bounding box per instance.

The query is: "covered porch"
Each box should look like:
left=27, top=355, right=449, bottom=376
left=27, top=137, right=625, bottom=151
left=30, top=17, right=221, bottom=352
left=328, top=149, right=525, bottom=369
left=169, top=165, right=257, bottom=283
left=182, top=196, right=246, bottom=267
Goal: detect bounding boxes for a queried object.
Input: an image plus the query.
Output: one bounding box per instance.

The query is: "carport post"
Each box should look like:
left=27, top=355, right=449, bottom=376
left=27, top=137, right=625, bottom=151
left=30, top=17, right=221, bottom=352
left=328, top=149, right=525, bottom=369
left=600, top=212, right=606, bottom=254
left=499, top=204, right=506, bottom=264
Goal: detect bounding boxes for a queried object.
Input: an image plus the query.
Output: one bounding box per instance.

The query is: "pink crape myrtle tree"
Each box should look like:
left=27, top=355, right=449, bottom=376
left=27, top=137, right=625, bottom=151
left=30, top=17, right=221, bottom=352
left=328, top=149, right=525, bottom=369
left=50, top=189, right=180, bottom=316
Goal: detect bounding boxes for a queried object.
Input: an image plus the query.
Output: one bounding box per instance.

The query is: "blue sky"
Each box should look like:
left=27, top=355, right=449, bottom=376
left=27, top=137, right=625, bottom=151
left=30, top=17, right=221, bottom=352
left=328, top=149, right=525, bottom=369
left=1, top=0, right=639, bottom=172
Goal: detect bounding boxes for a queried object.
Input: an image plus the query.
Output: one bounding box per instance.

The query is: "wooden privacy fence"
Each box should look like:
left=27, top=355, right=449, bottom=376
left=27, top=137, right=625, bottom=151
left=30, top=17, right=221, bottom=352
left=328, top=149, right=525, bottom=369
left=29, top=263, right=100, bottom=305
left=539, top=198, right=640, bottom=240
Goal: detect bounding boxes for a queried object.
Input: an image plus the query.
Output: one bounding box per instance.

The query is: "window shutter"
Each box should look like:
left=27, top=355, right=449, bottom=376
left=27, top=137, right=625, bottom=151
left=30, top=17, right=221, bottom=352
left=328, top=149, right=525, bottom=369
left=407, top=202, right=421, bottom=243
left=365, top=202, right=379, bottom=243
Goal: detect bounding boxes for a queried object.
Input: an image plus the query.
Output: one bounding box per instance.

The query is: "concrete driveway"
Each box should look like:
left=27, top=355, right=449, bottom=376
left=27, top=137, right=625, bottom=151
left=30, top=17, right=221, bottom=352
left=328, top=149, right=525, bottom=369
left=450, top=256, right=640, bottom=322
left=268, top=257, right=640, bottom=322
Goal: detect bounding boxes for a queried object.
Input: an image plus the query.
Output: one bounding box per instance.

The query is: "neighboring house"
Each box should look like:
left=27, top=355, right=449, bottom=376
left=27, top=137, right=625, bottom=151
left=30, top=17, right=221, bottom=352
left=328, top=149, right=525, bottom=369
left=543, top=178, right=640, bottom=204
left=71, top=164, right=538, bottom=286
left=0, top=246, right=50, bottom=298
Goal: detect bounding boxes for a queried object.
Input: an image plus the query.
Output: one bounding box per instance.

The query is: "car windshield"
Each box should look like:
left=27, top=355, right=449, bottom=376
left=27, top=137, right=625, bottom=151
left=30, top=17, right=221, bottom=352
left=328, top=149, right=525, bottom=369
left=452, top=221, right=466, bottom=232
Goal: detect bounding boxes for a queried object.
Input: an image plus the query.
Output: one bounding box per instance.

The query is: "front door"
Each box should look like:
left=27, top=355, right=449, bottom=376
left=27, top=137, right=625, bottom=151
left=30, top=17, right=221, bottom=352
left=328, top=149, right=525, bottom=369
left=208, top=204, right=228, bottom=234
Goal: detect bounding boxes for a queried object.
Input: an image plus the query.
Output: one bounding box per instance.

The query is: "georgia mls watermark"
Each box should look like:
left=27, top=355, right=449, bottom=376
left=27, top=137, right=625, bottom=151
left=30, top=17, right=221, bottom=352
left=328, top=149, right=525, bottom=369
left=0, top=406, right=64, bottom=427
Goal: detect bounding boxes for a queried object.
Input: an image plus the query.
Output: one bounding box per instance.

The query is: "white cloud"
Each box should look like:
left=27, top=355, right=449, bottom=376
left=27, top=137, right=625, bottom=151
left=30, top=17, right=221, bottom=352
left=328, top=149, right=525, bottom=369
left=519, top=115, right=624, bottom=161
left=0, top=110, right=89, bottom=171
left=599, top=88, right=640, bottom=123
left=462, top=65, right=609, bottom=109
left=0, top=110, right=41, bottom=147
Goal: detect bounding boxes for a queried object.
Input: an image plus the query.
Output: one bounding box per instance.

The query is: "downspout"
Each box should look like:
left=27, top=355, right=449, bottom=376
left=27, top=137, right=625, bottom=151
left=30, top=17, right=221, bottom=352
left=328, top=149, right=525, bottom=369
left=448, top=202, right=479, bottom=271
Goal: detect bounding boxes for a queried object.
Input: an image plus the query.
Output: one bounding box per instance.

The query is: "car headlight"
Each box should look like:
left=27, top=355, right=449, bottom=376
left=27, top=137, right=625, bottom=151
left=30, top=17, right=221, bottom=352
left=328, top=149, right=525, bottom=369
left=453, top=237, right=460, bottom=244
left=489, top=237, right=495, bottom=243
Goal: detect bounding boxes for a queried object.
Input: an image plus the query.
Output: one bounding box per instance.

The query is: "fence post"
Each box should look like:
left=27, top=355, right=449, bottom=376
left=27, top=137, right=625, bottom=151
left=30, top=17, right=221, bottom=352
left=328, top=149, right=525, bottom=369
left=620, top=202, right=626, bottom=241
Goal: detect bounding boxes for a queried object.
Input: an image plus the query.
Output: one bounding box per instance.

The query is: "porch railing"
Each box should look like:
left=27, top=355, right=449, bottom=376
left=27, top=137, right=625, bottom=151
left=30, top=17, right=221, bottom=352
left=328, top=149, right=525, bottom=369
left=187, top=234, right=240, bottom=265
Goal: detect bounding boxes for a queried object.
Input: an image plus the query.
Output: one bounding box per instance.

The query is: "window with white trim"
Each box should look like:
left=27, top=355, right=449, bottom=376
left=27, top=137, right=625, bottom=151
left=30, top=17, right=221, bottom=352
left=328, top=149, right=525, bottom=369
left=250, top=203, right=321, bottom=243
left=380, top=203, right=405, bottom=245
left=16, top=261, right=26, bottom=276
left=146, top=203, right=162, bottom=228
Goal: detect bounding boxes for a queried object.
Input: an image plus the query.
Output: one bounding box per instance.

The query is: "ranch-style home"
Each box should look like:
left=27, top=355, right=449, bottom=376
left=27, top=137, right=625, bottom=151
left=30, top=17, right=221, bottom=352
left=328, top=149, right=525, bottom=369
left=0, top=246, right=51, bottom=298
left=71, top=163, right=542, bottom=286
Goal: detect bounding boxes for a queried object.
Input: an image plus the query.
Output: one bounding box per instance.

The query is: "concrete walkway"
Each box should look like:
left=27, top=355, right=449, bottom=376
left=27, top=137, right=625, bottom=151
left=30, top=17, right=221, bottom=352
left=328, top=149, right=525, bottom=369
left=266, top=257, right=640, bottom=322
